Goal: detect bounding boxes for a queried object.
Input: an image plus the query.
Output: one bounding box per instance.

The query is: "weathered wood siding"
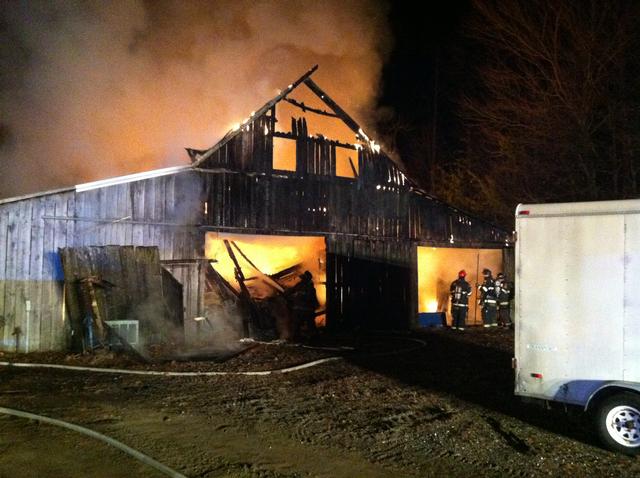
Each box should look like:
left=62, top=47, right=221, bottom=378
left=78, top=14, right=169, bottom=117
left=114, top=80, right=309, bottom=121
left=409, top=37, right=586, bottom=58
left=193, top=110, right=505, bottom=244
left=0, top=171, right=206, bottom=351
left=0, top=102, right=510, bottom=352
left=0, top=191, right=74, bottom=352
left=325, top=236, right=416, bottom=330
left=200, top=171, right=504, bottom=245
left=0, top=165, right=507, bottom=352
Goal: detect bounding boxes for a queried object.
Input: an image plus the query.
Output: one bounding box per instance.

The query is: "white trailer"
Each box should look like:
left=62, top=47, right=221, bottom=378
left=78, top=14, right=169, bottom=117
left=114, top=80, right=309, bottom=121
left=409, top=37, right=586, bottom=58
left=514, top=199, right=640, bottom=454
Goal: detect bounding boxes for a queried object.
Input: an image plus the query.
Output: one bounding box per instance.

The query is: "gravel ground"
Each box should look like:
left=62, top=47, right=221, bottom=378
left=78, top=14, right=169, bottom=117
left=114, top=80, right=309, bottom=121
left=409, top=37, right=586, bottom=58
left=0, top=328, right=637, bottom=477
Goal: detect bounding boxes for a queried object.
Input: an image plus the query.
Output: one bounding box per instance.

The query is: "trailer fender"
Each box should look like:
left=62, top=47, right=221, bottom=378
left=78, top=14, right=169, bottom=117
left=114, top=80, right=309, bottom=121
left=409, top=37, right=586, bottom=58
left=585, top=382, right=640, bottom=412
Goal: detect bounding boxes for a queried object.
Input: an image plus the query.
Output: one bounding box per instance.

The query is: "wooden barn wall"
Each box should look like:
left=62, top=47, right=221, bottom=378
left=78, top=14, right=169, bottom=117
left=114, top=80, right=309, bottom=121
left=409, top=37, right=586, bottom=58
left=0, top=159, right=507, bottom=352
left=70, top=171, right=206, bottom=345
left=0, top=171, right=207, bottom=352
left=161, top=260, right=204, bottom=344
left=201, top=171, right=505, bottom=246
left=196, top=107, right=507, bottom=246
left=0, top=191, right=75, bottom=352
left=199, top=110, right=274, bottom=174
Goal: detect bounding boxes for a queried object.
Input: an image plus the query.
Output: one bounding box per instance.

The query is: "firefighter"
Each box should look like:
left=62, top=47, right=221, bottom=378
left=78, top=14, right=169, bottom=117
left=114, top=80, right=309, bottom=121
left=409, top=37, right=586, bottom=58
left=495, top=272, right=512, bottom=328
left=450, top=269, right=472, bottom=330
left=478, top=268, right=498, bottom=327
left=285, top=271, right=319, bottom=341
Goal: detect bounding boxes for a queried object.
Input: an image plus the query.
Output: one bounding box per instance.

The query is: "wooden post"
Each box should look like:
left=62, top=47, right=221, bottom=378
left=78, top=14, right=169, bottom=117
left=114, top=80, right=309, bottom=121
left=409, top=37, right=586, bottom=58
left=223, top=239, right=253, bottom=336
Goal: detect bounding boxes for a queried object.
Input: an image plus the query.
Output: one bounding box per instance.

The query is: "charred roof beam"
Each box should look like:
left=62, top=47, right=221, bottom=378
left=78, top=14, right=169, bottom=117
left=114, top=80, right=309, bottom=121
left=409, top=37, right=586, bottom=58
left=302, top=77, right=363, bottom=138
left=271, top=131, right=358, bottom=150
left=283, top=97, right=340, bottom=119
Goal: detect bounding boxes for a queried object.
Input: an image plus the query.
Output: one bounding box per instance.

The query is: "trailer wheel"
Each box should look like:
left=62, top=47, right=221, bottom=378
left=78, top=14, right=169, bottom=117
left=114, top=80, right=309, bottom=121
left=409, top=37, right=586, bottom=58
left=596, top=393, right=640, bottom=454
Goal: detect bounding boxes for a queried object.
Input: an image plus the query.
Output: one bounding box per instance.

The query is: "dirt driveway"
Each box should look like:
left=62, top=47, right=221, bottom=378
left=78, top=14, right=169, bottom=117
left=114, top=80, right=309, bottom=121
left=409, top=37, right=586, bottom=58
left=0, top=328, right=637, bottom=477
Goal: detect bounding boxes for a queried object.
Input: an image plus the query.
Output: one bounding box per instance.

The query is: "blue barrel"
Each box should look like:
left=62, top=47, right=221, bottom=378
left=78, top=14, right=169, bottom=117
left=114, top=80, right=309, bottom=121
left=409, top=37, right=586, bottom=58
left=418, top=312, right=445, bottom=328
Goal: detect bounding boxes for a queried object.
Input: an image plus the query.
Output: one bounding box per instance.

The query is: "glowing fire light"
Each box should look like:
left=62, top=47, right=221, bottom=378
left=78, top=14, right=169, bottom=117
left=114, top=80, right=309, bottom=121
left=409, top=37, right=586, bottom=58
left=205, top=233, right=326, bottom=307
left=426, top=299, right=439, bottom=313
left=358, top=128, right=370, bottom=142
left=417, top=246, right=503, bottom=324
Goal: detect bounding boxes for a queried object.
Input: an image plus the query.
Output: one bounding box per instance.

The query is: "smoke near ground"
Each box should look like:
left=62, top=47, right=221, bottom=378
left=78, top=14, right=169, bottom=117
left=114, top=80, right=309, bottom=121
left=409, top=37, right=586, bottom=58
left=0, top=0, right=391, bottom=198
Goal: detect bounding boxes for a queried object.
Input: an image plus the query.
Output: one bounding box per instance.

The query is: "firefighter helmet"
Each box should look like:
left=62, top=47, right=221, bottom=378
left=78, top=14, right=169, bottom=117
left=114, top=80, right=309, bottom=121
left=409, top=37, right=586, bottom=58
left=482, top=268, right=492, bottom=277
left=299, top=270, right=313, bottom=281
left=497, top=272, right=505, bottom=280
left=458, top=270, right=466, bottom=278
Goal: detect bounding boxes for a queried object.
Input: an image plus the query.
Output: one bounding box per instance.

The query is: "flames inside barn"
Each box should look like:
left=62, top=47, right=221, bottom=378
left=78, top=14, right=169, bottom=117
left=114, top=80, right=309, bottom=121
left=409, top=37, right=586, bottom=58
left=0, top=66, right=511, bottom=354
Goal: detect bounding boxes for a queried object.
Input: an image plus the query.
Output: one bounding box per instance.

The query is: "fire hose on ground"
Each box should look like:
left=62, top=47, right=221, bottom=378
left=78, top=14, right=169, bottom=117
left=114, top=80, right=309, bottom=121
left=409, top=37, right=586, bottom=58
left=0, top=337, right=426, bottom=476
left=0, top=406, right=187, bottom=478
left=0, top=356, right=343, bottom=376
left=0, top=337, right=426, bottom=377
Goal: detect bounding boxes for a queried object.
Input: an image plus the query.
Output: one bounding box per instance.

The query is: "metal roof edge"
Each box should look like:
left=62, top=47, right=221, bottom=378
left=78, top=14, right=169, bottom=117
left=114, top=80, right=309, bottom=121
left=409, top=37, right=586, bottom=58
left=0, top=187, right=76, bottom=206
left=75, top=165, right=192, bottom=192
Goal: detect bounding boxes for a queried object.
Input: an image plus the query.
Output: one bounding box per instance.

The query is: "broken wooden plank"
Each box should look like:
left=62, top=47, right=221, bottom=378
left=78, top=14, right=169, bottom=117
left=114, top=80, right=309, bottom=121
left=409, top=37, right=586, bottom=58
left=230, top=241, right=285, bottom=293
left=348, top=156, right=359, bottom=178
left=272, top=131, right=357, bottom=150
left=269, top=263, right=302, bottom=281
left=205, top=262, right=240, bottom=305
left=223, top=239, right=253, bottom=336
left=283, top=97, right=340, bottom=118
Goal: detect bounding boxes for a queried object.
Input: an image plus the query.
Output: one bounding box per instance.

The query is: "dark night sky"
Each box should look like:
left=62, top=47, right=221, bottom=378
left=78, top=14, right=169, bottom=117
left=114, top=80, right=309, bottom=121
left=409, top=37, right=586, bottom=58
left=380, top=0, right=640, bottom=224
left=381, top=1, right=469, bottom=120
left=378, top=1, right=473, bottom=181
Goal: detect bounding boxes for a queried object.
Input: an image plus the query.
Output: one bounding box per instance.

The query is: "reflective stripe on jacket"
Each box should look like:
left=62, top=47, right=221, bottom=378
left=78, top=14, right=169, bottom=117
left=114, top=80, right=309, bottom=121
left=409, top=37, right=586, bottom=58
left=478, top=277, right=497, bottom=305
left=450, top=278, right=472, bottom=307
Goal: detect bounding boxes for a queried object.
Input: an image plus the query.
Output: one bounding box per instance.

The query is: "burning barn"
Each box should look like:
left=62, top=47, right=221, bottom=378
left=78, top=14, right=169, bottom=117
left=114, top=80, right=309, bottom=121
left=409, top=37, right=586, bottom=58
left=0, top=66, right=510, bottom=353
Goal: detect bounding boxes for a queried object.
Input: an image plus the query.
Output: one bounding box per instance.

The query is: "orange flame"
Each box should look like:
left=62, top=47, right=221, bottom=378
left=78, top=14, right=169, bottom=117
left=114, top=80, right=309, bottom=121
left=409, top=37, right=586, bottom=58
left=205, top=232, right=326, bottom=307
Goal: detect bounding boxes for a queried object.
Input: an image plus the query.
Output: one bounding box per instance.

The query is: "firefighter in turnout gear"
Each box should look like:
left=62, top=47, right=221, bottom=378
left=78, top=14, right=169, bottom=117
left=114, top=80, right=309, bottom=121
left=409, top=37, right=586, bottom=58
left=478, top=268, right=498, bottom=327
left=495, top=272, right=512, bottom=328
left=285, top=271, right=319, bottom=341
left=450, top=270, right=472, bottom=330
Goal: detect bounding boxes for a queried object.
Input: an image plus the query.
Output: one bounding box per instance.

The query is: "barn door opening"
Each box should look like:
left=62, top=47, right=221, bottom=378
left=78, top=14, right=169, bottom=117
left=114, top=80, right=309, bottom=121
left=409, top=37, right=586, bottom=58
left=417, top=247, right=503, bottom=327
left=203, top=232, right=326, bottom=342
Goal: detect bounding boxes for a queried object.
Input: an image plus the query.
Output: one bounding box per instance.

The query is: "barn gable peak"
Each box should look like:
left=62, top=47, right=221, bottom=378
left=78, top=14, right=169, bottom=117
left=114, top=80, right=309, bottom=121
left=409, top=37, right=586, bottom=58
left=186, top=65, right=397, bottom=184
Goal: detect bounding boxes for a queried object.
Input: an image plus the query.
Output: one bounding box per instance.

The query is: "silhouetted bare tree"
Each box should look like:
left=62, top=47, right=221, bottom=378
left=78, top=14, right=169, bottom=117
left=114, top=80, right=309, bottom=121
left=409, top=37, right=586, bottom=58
left=439, top=0, right=640, bottom=226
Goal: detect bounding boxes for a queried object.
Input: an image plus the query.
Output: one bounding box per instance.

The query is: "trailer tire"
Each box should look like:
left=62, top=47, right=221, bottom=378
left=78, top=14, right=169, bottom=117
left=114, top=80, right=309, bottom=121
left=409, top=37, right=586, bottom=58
left=595, top=392, right=640, bottom=455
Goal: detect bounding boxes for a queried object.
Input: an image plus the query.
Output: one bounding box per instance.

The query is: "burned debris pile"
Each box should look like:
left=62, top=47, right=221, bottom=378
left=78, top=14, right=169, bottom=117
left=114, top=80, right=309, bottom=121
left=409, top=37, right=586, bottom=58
left=59, top=246, right=184, bottom=356
left=204, top=239, right=323, bottom=343
left=57, top=242, right=323, bottom=358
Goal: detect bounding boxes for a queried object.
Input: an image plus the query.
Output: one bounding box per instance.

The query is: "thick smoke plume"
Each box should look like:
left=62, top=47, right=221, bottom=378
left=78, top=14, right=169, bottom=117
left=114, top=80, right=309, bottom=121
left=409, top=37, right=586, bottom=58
left=0, top=0, right=390, bottom=198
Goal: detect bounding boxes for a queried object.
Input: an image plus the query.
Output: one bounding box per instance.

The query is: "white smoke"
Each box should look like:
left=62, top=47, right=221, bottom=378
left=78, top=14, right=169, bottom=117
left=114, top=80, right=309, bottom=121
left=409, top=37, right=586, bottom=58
left=0, top=0, right=391, bottom=198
